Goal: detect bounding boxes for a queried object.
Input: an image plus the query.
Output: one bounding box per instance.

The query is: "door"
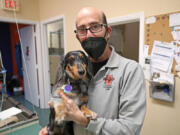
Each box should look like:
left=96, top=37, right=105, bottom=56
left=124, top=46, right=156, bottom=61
left=109, top=22, right=139, bottom=62
left=20, top=26, right=39, bottom=107
left=46, top=19, right=64, bottom=92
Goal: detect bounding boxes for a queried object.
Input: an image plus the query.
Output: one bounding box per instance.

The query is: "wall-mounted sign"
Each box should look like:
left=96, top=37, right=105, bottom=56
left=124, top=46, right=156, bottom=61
left=1, top=0, right=20, bottom=11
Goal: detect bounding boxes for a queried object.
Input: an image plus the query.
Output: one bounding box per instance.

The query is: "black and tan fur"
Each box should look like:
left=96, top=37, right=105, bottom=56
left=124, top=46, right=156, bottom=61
left=47, top=50, right=97, bottom=135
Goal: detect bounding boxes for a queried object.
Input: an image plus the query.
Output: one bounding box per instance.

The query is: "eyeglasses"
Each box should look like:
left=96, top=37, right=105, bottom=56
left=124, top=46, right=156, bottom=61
left=74, top=24, right=107, bottom=36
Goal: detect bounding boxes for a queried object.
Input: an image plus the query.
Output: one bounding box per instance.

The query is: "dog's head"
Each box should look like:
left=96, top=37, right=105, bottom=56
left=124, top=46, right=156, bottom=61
left=62, top=50, right=92, bottom=81
left=53, top=50, right=93, bottom=95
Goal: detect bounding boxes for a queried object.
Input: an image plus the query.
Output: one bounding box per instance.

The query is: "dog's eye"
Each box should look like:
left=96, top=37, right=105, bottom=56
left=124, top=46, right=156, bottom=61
left=67, top=56, right=74, bottom=64
left=68, top=58, right=74, bottom=65
left=79, top=55, right=85, bottom=61
left=80, top=57, right=87, bottom=64
left=79, top=53, right=83, bottom=57
left=70, top=56, right=75, bottom=59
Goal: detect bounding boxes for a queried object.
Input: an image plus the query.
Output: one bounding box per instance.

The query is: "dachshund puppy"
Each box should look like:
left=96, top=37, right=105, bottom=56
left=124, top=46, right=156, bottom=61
left=47, top=50, right=97, bottom=135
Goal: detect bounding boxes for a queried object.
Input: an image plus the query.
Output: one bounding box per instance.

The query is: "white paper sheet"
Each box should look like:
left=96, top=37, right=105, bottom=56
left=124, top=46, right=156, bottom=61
left=151, top=41, right=174, bottom=72
left=143, top=56, right=151, bottom=80
left=171, top=31, right=180, bottom=40
left=173, top=26, right=180, bottom=31
left=0, top=107, right=22, bottom=121
left=146, top=16, right=156, bottom=24
left=144, top=45, right=149, bottom=57
left=169, top=13, right=180, bottom=27
left=177, top=72, right=180, bottom=78
left=175, top=64, right=180, bottom=72
left=174, top=46, right=180, bottom=64
left=151, top=68, right=174, bottom=84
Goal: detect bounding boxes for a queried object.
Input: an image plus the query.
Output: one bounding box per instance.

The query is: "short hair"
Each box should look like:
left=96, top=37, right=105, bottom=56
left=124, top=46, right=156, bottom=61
left=102, top=12, right=108, bottom=25
left=101, top=12, right=108, bottom=31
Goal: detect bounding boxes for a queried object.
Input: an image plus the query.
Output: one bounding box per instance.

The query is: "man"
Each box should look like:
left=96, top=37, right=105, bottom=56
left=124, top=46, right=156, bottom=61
left=39, top=7, right=146, bottom=135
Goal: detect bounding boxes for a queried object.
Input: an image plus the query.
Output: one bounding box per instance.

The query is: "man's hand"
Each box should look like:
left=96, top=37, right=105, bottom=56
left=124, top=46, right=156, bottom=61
left=39, top=126, right=48, bottom=135
left=59, top=92, right=90, bottom=126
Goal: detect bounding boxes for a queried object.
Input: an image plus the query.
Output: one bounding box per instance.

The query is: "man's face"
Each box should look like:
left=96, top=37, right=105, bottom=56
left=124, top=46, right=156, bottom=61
left=75, top=9, right=108, bottom=42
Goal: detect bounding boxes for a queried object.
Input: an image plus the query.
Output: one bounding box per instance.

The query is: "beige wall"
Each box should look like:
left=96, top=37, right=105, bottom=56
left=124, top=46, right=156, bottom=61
left=141, top=80, right=180, bottom=135
left=38, top=0, right=180, bottom=52
left=0, top=0, right=180, bottom=134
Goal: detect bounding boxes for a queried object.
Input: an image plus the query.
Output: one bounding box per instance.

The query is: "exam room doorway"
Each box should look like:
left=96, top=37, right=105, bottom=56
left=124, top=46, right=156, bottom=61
left=0, top=22, right=40, bottom=107
left=109, top=22, right=139, bottom=62
left=108, top=12, right=145, bottom=65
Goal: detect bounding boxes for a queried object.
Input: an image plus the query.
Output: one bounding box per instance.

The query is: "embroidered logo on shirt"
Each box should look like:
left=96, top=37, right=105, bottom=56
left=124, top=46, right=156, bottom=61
left=103, top=74, right=114, bottom=90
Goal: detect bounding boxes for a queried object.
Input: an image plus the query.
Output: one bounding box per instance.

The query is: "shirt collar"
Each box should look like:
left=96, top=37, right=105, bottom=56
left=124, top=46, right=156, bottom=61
left=100, top=45, right=120, bottom=69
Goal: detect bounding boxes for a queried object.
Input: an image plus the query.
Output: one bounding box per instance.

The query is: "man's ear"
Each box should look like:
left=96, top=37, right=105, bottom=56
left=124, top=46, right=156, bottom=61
left=106, top=26, right=112, bottom=40
left=76, top=34, right=80, bottom=41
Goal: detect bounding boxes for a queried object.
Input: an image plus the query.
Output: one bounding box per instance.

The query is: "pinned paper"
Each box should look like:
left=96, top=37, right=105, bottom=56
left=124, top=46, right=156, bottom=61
left=177, top=72, right=180, bottom=78
left=143, top=56, right=151, bottom=80
left=173, top=26, right=180, bottom=31
left=175, top=64, right=180, bottom=72
left=144, top=45, right=150, bottom=57
left=146, top=16, right=156, bottom=24
left=169, top=13, right=180, bottom=27
left=151, top=41, right=174, bottom=73
left=151, top=69, right=174, bottom=84
left=174, top=46, right=180, bottom=64
left=171, top=31, right=180, bottom=41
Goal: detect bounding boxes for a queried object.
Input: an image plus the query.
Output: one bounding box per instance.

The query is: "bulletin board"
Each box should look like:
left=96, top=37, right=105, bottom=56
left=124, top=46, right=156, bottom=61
left=145, top=11, right=180, bottom=76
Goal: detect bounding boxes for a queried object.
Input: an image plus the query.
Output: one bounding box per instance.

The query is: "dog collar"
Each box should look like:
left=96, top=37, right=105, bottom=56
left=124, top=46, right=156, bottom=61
left=61, top=84, right=72, bottom=93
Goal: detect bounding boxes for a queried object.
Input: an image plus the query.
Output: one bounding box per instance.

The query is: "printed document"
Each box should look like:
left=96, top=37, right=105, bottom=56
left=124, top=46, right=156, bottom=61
left=151, top=41, right=174, bottom=72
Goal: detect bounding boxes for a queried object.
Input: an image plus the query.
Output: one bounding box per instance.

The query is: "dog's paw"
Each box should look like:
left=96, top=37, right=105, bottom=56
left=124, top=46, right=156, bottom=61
left=81, top=105, right=98, bottom=120
left=84, top=111, right=97, bottom=120
left=89, top=111, right=98, bottom=120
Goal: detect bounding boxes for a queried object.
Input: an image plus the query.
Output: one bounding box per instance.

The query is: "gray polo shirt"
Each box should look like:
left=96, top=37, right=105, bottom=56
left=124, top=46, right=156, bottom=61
left=74, top=46, right=146, bottom=135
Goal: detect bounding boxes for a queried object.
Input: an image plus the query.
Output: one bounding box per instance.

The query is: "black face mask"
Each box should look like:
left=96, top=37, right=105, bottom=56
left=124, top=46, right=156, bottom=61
left=81, top=37, right=107, bottom=59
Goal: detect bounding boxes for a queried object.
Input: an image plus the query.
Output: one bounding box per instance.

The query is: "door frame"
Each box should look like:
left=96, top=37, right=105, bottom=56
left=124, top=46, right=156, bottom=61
left=108, top=12, right=145, bottom=67
left=0, top=16, right=44, bottom=108
left=40, top=15, right=66, bottom=108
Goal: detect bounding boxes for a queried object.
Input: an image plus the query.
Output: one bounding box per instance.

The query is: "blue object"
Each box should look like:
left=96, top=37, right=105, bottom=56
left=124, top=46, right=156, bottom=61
left=163, top=88, right=170, bottom=94
left=64, top=85, right=72, bottom=93
left=172, top=26, right=175, bottom=31
left=0, top=68, right=7, bottom=74
left=1, top=84, right=5, bottom=94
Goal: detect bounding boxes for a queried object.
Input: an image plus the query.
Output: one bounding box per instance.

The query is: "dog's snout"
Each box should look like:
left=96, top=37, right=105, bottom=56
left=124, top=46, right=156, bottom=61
left=78, top=70, right=85, bottom=75
left=77, top=63, right=85, bottom=75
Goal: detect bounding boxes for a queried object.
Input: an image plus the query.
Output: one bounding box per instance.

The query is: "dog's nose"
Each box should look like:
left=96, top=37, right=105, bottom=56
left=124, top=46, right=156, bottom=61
left=78, top=70, right=85, bottom=75
left=77, top=63, right=85, bottom=75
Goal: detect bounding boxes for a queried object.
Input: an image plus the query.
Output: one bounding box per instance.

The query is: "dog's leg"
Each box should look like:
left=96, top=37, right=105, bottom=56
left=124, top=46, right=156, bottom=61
left=63, top=121, right=74, bottom=135
left=79, top=95, right=88, bottom=105
left=81, top=105, right=97, bottom=120
left=48, top=107, right=55, bottom=135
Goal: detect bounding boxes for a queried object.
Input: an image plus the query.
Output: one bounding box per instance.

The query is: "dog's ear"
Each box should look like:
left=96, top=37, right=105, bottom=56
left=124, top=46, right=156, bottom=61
left=53, top=56, right=65, bottom=91
left=87, top=58, right=93, bottom=79
left=80, top=50, right=93, bottom=79
left=61, top=58, right=65, bottom=70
